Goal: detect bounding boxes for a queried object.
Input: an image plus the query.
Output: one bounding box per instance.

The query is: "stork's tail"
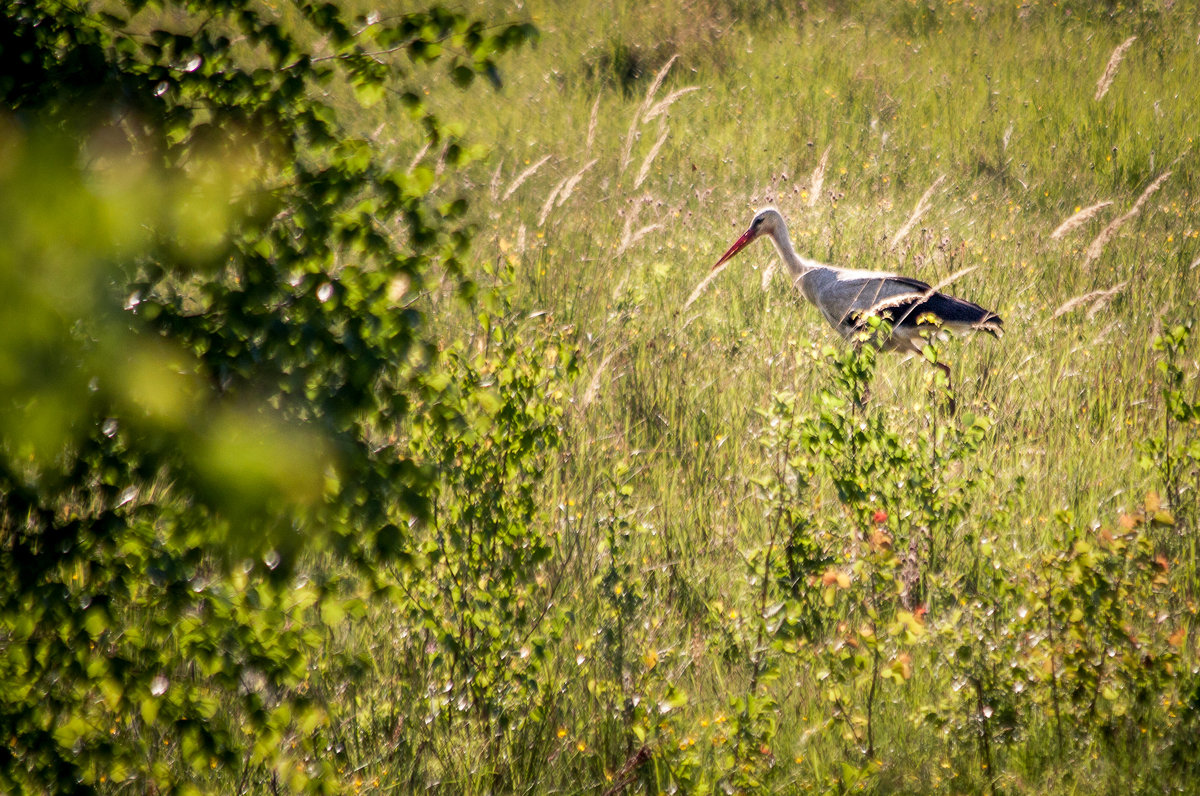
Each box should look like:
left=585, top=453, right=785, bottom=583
left=975, top=311, right=1004, bottom=338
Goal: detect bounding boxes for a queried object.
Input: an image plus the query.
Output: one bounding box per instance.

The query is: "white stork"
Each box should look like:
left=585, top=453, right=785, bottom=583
left=713, top=207, right=1002, bottom=394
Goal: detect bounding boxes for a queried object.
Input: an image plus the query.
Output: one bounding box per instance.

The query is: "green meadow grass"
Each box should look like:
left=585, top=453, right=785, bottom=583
left=436, top=0, right=1199, bottom=509
left=332, top=1, right=1200, bottom=792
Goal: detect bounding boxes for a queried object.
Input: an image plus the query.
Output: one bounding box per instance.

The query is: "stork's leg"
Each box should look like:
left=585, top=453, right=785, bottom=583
left=858, top=383, right=871, bottom=411
left=850, top=370, right=871, bottom=411
left=849, top=334, right=871, bottom=410
left=933, top=361, right=956, bottom=415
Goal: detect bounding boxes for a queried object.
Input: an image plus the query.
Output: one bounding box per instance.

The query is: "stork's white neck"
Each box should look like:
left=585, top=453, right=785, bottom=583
left=766, top=218, right=813, bottom=278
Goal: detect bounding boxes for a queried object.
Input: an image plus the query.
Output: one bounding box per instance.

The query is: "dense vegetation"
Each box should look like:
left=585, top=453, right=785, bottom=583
left=2, top=0, right=1200, bottom=793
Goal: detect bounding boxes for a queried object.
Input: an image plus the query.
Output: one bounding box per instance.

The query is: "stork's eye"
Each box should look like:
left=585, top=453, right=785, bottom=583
left=752, top=217, right=763, bottom=228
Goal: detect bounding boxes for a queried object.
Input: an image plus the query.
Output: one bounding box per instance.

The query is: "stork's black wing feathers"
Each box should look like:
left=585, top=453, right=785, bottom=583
left=881, top=276, right=1003, bottom=332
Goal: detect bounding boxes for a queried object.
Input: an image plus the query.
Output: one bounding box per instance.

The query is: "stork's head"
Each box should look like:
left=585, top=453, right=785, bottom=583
left=712, top=207, right=783, bottom=271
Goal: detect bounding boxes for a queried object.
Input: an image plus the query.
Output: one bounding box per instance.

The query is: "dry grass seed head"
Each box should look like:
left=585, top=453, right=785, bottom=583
left=621, top=54, right=678, bottom=172
left=557, top=159, right=599, bottom=207
left=585, top=95, right=601, bottom=154
left=642, top=87, right=700, bottom=123
left=890, top=174, right=946, bottom=251
left=634, top=125, right=670, bottom=189
left=1050, top=201, right=1113, bottom=240
left=406, top=140, right=430, bottom=174
left=809, top=145, right=831, bottom=208
left=1095, top=36, right=1137, bottom=100
left=538, top=174, right=569, bottom=226
left=618, top=222, right=663, bottom=257
left=1082, top=171, right=1171, bottom=268
left=761, top=259, right=776, bottom=292
left=638, top=54, right=679, bottom=117
left=617, top=195, right=662, bottom=257
left=582, top=349, right=622, bottom=409
left=1052, top=282, right=1128, bottom=320
left=489, top=159, right=504, bottom=201
left=503, top=154, right=552, bottom=201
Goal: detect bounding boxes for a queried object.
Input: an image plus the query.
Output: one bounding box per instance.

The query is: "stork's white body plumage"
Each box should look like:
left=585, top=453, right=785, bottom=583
left=715, top=208, right=1002, bottom=356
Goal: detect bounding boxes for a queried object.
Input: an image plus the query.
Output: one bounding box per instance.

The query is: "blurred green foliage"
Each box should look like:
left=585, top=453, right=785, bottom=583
left=0, top=1, right=537, bottom=792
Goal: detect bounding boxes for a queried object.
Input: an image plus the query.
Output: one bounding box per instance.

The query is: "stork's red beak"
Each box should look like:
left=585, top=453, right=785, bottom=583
left=712, top=227, right=757, bottom=271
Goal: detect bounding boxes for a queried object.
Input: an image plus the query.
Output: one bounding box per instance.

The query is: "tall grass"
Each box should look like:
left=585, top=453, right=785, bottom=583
left=328, top=0, right=1200, bottom=791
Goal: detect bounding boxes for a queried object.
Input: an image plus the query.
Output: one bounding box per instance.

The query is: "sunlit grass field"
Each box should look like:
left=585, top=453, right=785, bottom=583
left=336, top=0, right=1200, bottom=792
left=435, top=0, right=1199, bottom=513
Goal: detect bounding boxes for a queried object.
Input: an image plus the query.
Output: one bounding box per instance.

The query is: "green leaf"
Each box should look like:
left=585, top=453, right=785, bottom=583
left=353, top=78, right=386, bottom=107
left=659, top=684, right=687, bottom=712
left=141, top=697, right=161, bottom=725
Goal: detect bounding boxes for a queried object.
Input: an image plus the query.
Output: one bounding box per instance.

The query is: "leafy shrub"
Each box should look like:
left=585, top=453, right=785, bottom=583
left=378, top=270, right=578, bottom=790
left=0, top=1, right=536, bottom=791
left=1142, top=321, right=1200, bottom=565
